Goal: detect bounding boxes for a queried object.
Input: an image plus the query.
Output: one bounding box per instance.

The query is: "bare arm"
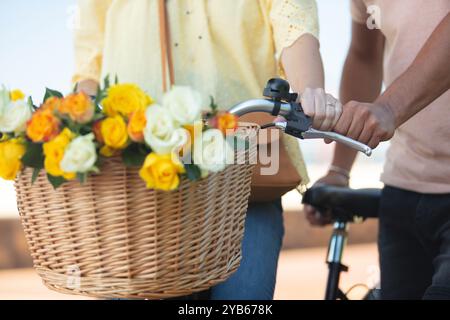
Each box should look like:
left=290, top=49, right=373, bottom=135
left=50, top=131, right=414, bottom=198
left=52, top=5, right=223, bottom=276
left=242, top=34, right=341, bottom=129
left=73, top=0, right=112, bottom=96
left=332, top=22, right=385, bottom=171
left=334, top=13, right=450, bottom=149
left=377, top=13, right=450, bottom=127
left=281, top=34, right=342, bottom=131
left=304, top=22, right=385, bottom=226
left=282, top=34, right=324, bottom=90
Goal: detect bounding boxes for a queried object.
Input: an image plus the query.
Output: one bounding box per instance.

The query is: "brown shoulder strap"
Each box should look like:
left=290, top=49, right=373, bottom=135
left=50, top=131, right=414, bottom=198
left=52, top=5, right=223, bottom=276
left=158, top=0, right=175, bottom=92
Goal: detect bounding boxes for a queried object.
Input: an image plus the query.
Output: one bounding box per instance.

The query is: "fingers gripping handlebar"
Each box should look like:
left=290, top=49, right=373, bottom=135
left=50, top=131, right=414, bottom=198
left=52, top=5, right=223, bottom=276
left=228, top=79, right=372, bottom=157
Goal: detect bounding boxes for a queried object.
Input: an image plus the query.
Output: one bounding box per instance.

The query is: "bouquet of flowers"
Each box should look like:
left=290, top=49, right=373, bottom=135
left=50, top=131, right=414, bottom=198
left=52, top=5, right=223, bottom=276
left=0, top=78, right=239, bottom=191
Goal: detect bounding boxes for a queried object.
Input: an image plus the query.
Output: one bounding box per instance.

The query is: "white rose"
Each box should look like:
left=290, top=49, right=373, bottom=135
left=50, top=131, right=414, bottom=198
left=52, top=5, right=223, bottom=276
left=0, top=87, right=10, bottom=117
left=193, top=129, right=234, bottom=173
left=60, top=134, right=98, bottom=173
left=0, top=100, right=32, bottom=133
left=163, top=86, right=202, bottom=126
left=144, top=105, right=189, bottom=154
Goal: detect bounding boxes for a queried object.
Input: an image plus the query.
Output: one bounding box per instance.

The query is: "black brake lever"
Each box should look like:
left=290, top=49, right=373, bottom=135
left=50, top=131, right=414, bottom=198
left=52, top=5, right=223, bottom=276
left=263, top=78, right=312, bottom=139
left=232, top=78, right=373, bottom=157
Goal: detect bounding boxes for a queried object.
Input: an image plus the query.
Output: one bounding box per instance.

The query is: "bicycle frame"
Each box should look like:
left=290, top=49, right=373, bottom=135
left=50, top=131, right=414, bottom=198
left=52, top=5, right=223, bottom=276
left=325, top=221, right=350, bottom=300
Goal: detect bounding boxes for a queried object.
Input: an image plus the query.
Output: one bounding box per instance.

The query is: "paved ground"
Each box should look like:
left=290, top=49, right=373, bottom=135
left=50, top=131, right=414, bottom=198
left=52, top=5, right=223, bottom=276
left=274, top=243, right=379, bottom=300
left=0, top=243, right=378, bottom=300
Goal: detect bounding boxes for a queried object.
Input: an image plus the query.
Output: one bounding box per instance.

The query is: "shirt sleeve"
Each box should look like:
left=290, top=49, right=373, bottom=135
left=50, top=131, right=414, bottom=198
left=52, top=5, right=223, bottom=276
left=350, top=0, right=368, bottom=24
left=269, top=0, right=320, bottom=61
left=72, top=0, right=112, bottom=84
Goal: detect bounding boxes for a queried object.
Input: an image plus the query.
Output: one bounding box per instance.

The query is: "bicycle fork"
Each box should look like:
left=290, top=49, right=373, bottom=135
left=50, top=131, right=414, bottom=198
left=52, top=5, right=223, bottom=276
left=325, top=221, right=349, bottom=300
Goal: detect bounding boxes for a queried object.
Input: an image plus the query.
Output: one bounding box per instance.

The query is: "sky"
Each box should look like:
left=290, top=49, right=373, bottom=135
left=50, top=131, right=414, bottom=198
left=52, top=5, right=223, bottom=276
left=0, top=0, right=387, bottom=217
left=0, top=0, right=352, bottom=98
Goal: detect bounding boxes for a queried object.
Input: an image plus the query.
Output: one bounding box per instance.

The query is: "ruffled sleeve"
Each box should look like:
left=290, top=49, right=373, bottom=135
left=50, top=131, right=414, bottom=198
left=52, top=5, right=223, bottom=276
left=269, top=0, right=320, bottom=61
left=72, top=0, right=112, bottom=84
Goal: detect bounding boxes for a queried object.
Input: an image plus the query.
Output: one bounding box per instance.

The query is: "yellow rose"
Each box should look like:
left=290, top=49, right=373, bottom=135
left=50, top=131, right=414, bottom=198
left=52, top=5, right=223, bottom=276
left=181, top=120, right=203, bottom=156
left=59, top=92, right=94, bottom=124
left=184, top=121, right=203, bottom=143
left=0, top=139, right=26, bottom=180
left=101, top=84, right=154, bottom=117
left=99, top=145, right=120, bottom=158
left=139, top=153, right=185, bottom=191
left=10, top=90, right=25, bottom=102
left=101, top=115, right=129, bottom=150
left=43, top=128, right=76, bottom=180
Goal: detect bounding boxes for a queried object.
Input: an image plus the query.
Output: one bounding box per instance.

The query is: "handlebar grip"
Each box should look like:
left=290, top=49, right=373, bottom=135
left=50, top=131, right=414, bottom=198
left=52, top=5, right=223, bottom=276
left=302, top=129, right=373, bottom=156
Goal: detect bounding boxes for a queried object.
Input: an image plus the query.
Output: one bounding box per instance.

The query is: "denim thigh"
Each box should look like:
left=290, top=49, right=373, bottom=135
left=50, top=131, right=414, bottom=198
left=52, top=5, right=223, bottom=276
left=210, top=199, right=284, bottom=300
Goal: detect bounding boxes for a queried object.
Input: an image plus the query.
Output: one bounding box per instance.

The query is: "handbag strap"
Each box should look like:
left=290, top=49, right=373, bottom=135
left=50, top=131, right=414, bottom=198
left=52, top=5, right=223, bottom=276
left=158, top=0, right=175, bottom=92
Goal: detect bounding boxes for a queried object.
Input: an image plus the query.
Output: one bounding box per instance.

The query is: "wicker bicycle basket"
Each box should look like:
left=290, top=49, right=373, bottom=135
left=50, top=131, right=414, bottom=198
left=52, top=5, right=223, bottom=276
left=14, top=124, right=258, bottom=299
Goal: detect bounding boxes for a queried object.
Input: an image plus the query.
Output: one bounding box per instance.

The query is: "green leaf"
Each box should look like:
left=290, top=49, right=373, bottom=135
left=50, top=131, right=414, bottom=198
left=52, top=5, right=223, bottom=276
left=94, top=92, right=103, bottom=106
left=184, top=164, right=202, bottom=182
left=209, top=96, right=218, bottom=115
left=21, top=142, right=44, bottom=169
left=103, top=75, right=111, bottom=90
left=31, top=168, right=41, bottom=184
left=47, top=174, right=66, bottom=189
left=72, top=82, right=79, bottom=94
left=43, top=88, right=63, bottom=102
left=93, top=113, right=104, bottom=122
left=78, top=124, right=94, bottom=136
left=27, top=96, right=37, bottom=111
left=76, top=172, right=88, bottom=184
left=114, top=74, right=119, bottom=85
left=122, top=143, right=148, bottom=167
left=94, top=86, right=107, bottom=106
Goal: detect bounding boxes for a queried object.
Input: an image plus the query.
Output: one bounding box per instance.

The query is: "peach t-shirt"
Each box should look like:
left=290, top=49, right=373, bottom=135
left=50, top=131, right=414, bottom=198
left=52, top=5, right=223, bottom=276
left=351, top=0, right=450, bottom=194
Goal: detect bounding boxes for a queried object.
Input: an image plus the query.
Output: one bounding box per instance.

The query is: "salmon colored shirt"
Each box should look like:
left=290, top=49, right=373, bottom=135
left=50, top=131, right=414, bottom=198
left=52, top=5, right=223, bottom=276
left=351, top=0, right=450, bottom=194
left=74, top=0, right=322, bottom=186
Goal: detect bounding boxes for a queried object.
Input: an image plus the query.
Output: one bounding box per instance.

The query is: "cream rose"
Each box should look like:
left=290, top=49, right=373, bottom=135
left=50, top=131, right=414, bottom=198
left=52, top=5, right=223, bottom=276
left=144, top=105, right=189, bottom=154
left=60, top=133, right=97, bottom=173
left=193, top=129, right=233, bottom=173
left=0, top=100, right=32, bottom=133
left=0, top=87, right=10, bottom=117
left=163, top=86, right=202, bottom=126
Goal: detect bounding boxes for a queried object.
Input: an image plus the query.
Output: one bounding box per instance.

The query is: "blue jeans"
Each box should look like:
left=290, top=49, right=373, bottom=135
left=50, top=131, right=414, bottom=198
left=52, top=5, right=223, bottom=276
left=210, top=199, right=284, bottom=300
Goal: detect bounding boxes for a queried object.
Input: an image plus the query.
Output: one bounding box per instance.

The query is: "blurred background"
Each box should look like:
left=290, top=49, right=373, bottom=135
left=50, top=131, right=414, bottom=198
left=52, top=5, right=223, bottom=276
left=0, top=0, right=386, bottom=299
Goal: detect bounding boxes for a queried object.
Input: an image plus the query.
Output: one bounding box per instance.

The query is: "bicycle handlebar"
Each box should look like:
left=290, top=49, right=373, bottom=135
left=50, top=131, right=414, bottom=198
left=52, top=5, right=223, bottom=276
left=229, top=99, right=373, bottom=157
left=227, top=99, right=292, bottom=117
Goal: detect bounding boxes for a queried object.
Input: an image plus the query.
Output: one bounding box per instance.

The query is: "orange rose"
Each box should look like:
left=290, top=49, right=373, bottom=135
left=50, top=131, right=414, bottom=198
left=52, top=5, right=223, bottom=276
left=41, top=97, right=63, bottom=112
left=212, top=112, right=238, bottom=135
left=127, top=110, right=147, bottom=142
left=26, top=109, right=61, bottom=143
left=92, top=120, right=104, bottom=144
left=59, top=92, right=94, bottom=124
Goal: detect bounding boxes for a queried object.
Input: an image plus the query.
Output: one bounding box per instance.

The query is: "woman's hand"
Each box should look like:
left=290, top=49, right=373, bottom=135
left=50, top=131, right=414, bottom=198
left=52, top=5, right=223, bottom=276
left=280, top=35, right=342, bottom=132
left=301, top=88, right=342, bottom=132
left=303, top=171, right=349, bottom=226
left=76, top=79, right=99, bottom=97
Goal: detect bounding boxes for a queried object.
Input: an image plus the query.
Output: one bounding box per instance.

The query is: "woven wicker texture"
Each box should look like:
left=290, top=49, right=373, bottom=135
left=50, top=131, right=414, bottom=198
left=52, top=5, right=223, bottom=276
left=15, top=125, right=257, bottom=299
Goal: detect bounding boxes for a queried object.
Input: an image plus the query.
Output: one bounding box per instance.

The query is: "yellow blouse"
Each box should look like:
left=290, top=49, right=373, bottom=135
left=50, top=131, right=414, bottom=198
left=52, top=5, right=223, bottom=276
left=74, top=0, right=320, bottom=186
